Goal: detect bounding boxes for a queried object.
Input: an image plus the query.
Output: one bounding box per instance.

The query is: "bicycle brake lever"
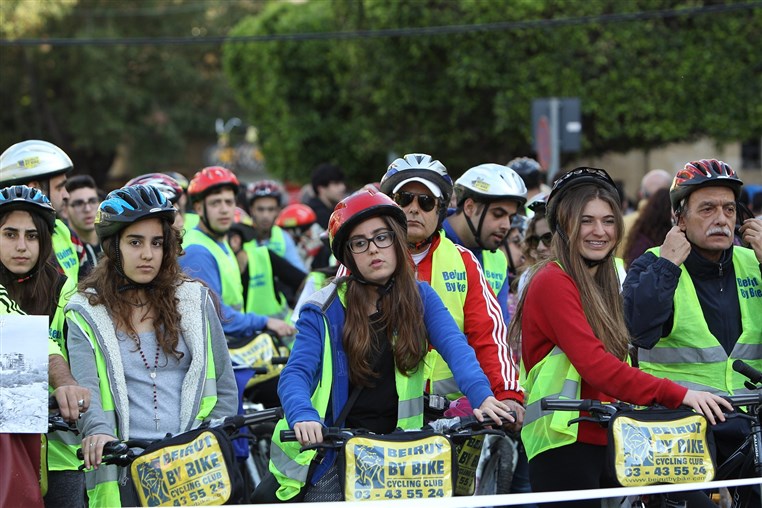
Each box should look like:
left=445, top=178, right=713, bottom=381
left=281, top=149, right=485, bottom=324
left=568, top=416, right=608, bottom=426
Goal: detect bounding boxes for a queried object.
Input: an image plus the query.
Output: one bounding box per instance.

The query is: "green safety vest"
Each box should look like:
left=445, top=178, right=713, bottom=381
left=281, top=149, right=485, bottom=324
left=67, top=297, right=219, bottom=508
left=264, top=225, right=287, bottom=259
left=423, top=237, right=468, bottom=400
left=52, top=219, right=79, bottom=282
left=520, top=346, right=581, bottom=461
left=46, top=276, right=81, bottom=472
left=268, top=285, right=425, bottom=501
left=182, top=228, right=244, bottom=310
left=640, top=246, right=762, bottom=395
left=183, top=212, right=200, bottom=231
left=242, top=241, right=288, bottom=318
left=482, top=249, right=508, bottom=297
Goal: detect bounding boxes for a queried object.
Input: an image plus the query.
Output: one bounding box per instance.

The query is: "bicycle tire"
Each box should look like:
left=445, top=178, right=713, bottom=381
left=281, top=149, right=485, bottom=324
left=475, top=436, right=517, bottom=496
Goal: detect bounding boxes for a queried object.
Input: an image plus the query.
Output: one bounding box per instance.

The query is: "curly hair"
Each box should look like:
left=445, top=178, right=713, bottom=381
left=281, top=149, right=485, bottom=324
left=79, top=218, right=192, bottom=360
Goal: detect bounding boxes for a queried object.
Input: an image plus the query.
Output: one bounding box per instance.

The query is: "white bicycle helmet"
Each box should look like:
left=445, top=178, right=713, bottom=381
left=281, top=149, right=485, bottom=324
left=380, top=153, right=453, bottom=201
left=0, top=140, right=73, bottom=186
left=454, top=164, right=527, bottom=207
left=453, top=164, right=527, bottom=252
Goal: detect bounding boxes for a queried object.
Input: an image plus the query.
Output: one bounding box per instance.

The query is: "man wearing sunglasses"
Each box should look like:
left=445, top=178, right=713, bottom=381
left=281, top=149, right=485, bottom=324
left=379, top=153, right=525, bottom=429
left=443, top=163, right=527, bottom=324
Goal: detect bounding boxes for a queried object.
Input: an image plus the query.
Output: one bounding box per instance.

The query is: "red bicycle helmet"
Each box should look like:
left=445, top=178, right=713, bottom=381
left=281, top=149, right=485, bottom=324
left=188, top=166, right=239, bottom=202
left=328, top=189, right=406, bottom=265
left=126, top=173, right=183, bottom=204
left=669, top=159, right=742, bottom=212
left=276, top=203, right=317, bottom=229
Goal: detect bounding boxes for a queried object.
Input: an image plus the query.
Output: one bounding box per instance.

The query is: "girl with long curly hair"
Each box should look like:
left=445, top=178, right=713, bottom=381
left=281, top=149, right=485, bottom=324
left=65, top=185, right=238, bottom=507
left=257, top=189, right=514, bottom=502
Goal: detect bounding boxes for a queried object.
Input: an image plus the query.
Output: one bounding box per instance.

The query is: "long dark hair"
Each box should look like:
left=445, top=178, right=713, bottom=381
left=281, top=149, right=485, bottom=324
left=340, top=216, right=428, bottom=386
left=0, top=210, right=61, bottom=316
left=80, top=218, right=191, bottom=360
left=509, top=184, right=630, bottom=361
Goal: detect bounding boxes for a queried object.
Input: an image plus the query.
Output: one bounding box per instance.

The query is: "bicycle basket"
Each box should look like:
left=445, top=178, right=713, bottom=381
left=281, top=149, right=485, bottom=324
left=607, top=408, right=716, bottom=487
left=130, top=426, right=243, bottom=506
left=342, top=431, right=455, bottom=501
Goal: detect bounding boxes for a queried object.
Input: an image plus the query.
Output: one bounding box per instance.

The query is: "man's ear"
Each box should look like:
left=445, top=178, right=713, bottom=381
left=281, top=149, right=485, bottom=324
left=463, top=198, right=478, bottom=217
left=193, top=200, right=203, bottom=216
left=674, top=210, right=686, bottom=231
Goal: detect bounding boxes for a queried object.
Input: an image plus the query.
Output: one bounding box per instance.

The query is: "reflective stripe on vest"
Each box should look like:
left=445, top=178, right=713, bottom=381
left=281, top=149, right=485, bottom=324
left=269, top=294, right=425, bottom=500
left=52, top=219, right=79, bottom=282
left=425, top=237, right=468, bottom=400
left=265, top=225, right=287, bottom=258
left=47, top=277, right=81, bottom=471
left=482, top=249, right=508, bottom=297
left=520, top=346, right=581, bottom=461
left=639, top=246, right=762, bottom=395
left=243, top=241, right=287, bottom=317
left=182, top=228, right=244, bottom=310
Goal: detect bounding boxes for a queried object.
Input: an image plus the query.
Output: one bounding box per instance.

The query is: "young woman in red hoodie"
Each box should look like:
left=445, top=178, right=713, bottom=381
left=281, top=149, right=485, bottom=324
left=509, top=167, right=731, bottom=508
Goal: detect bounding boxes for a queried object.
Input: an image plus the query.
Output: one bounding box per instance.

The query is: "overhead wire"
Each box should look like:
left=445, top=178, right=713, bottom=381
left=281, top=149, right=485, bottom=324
left=1, top=1, right=759, bottom=47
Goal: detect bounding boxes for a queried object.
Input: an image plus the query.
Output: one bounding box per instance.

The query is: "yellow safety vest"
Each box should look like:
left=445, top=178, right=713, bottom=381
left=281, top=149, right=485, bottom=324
left=424, top=237, right=468, bottom=400
left=520, top=346, right=581, bottom=461
left=640, top=246, right=762, bottom=395
left=52, top=219, right=79, bottom=282
left=268, top=286, right=425, bottom=501
left=482, top=249, right=508, bottom=297
left=182, top=228, right=244, bottom=310
left=264, top=225, right=288, bottom=259
left=66, top=306, right=219, bottom=508
left=242, top=241, right=288, bottom=318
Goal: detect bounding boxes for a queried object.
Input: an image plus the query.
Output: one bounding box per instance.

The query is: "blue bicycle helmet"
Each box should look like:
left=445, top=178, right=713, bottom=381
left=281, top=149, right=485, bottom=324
left=0, top=185, right=57, bottom=232
left=95, top=184, right=176, bottom=240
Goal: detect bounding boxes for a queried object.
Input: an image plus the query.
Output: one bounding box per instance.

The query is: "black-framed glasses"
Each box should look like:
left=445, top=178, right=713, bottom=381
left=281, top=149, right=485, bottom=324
left=68, top=197, right=99, bottom=209
left=392, top=191, right=439, bottom=212
left=526, top=232, right=553, bottom=248
left=348, top=230, right=396, bottom=254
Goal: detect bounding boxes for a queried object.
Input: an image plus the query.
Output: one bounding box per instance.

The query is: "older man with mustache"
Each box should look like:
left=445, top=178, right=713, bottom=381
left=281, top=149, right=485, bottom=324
left=623, top=159, right=762, bottom=492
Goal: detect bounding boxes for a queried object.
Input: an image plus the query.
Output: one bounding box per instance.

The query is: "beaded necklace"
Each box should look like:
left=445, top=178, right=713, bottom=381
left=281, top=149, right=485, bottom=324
left=133, top=334, right=162, bottom=431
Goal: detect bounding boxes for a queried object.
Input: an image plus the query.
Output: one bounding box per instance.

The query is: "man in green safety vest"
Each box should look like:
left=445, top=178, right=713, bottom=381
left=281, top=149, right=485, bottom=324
left=624, top=158, right=762, bottom=482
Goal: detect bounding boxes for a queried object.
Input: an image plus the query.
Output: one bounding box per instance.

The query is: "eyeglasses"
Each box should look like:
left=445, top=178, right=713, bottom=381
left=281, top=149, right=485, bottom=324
left=526, top=232, right=553, bottom=248
left=68, top=197, right=99, bottom=209
left=392, top=191, right=439, bottom=212
left=348, top=230, right=395, bottom=254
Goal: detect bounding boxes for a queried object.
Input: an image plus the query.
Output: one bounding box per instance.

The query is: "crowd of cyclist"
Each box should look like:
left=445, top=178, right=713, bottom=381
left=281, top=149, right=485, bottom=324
left=0, top=138, right=760, bottom=507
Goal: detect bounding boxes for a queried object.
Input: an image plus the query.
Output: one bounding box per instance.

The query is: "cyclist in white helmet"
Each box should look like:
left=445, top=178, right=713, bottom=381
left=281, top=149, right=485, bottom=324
left=379, top=154, right=525, bottom=427
left=443, top=163, right=527, bottom=323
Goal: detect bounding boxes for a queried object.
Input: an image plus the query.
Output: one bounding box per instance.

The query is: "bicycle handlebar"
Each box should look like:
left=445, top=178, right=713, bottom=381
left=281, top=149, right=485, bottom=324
left=279, top=414, right=514, bottom=443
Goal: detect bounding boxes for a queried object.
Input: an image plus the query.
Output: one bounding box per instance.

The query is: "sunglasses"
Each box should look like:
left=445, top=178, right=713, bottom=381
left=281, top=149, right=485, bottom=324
left=392, top=191, right=439, bottom=212
left=526, top=232, right=553, bottom=248
left=348, top=230, right=395, bottom=254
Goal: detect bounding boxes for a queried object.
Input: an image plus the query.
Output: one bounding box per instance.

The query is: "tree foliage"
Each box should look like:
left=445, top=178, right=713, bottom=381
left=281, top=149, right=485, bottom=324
left=223, top=0, right=762, bottom=185
left=0, top=0, right=262, bottom=185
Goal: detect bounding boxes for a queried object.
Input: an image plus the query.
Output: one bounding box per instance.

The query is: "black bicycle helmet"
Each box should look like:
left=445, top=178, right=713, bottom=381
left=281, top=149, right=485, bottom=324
left=507, top=157, right=543, bottom=189
left=669, top=159, right=742, bottom=213
left=0, top=185, right=57, bottom=232
left=546, top=167, right=618, bottom=232
left=95, top=184, right=176, bottom=240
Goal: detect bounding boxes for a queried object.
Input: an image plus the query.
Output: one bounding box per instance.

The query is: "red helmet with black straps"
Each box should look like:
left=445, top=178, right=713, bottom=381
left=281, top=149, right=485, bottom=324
left=276, top=203, right=317, bottom=229
left=246, top=179, right=284, bottom=206
left=188, top=166, right=239, bottom=202
left=669, top=159, right=742, bottom=212
left=328, top=189, right=406, bottom=265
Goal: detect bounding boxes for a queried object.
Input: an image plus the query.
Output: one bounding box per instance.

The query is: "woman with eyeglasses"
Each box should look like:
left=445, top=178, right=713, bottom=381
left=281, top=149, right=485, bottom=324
left=257, top=189, right=514, bottom=502
left=509, top=168, right=731, bottom=508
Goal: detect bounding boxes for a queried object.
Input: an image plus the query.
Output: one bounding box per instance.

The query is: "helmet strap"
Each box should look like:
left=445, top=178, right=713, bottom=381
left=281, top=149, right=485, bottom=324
left=200, top=202, right=228, bottom=240
left=464, top=201, right=495, bottom=252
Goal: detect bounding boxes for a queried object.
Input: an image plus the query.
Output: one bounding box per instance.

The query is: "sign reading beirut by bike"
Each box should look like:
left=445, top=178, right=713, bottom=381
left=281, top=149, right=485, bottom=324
left=344, top=433, right=454, bottom=501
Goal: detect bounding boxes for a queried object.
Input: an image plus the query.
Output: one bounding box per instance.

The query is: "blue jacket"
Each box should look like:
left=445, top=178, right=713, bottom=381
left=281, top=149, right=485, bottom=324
left=179, top=238, right=267, bottom=338
left=279, top=280, right=494, bottom=428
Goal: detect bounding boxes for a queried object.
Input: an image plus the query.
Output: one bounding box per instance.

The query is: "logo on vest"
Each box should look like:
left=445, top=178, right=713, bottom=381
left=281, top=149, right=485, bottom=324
left=737, top=276, right=761, bottom=299
left=442, top=270, right=466, bottom=292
